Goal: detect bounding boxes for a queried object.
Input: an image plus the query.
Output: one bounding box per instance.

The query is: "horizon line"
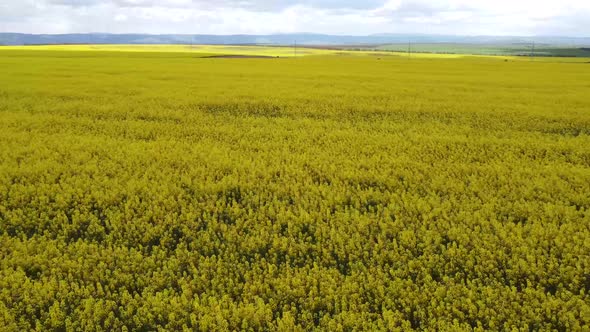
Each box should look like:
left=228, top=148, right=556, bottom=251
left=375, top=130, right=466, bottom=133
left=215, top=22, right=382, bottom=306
left=1, top=32, right=590, bottom=39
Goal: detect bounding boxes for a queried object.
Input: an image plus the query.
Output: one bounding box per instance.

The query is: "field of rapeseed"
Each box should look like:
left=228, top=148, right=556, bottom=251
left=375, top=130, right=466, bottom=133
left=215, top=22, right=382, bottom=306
left=1, top=49, right=589, bottom=331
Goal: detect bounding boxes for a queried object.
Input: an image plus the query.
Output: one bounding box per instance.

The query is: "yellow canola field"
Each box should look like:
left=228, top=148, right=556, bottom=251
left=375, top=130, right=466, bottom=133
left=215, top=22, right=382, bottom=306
left=0, top=49, right=589, bottom=331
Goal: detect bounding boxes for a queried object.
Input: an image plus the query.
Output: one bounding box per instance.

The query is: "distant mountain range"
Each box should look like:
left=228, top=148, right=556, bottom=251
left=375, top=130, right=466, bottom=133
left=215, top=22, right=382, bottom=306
left=1, top=33, right=589, bottom=46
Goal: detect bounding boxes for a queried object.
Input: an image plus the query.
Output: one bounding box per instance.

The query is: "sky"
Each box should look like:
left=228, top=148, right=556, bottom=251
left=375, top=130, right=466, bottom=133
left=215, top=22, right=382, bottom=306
left=1, top=0, right=589, bottom=36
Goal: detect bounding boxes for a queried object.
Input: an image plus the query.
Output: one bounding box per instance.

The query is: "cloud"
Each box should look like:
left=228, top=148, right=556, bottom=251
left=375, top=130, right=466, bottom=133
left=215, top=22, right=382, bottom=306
left=1, top=0, right=589, bottom=36
left=46, top=0, right=385, bottom=11
left=49, top=0, right=101, bottom=6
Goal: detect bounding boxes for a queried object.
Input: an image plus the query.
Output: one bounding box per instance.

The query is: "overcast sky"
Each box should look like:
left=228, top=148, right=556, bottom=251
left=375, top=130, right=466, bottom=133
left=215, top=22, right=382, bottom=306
left=1, top=0, right=589, bottom=36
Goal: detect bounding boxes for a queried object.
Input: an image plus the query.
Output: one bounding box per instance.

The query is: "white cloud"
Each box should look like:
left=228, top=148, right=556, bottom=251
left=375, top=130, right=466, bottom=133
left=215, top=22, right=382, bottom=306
left=0, top=0, right=589, bottom=36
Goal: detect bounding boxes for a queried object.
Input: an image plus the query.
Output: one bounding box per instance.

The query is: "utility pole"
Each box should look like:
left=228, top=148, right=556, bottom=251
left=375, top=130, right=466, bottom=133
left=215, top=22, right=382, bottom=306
left=294, top=40, right=297, bottom=58
left=531, top=41, right=535, bottom=60
left=408, top=40, right=411, bottom=59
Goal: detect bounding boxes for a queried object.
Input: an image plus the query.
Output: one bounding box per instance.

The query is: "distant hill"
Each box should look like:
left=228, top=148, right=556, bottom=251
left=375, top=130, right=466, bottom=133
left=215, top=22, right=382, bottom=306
left=1, top=33, right=589, bottom=47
